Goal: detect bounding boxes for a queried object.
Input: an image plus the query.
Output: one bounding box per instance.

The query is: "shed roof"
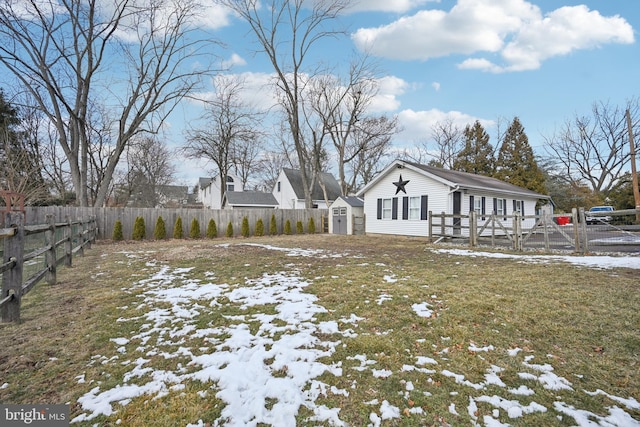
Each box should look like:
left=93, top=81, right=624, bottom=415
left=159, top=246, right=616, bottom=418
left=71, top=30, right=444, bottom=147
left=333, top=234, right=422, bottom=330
left=336, top=195, right=364, bottom=207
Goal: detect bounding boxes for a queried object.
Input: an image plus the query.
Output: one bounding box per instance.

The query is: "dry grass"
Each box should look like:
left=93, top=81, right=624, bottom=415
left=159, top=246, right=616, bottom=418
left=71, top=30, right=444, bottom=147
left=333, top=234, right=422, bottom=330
left=0, top=234, right=638, bottom=426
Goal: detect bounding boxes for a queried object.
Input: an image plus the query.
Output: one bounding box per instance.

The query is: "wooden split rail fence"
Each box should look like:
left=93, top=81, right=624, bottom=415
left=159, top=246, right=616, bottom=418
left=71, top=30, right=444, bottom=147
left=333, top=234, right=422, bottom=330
left=1, top=212, right=97, bottom=323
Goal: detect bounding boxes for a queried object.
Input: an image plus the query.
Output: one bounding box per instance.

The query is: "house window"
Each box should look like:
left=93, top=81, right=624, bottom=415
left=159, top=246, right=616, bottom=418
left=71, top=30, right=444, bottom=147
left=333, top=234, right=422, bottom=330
left=496, top=198, right=505, bottom=216
left=382, top=198, right=392, bottom=220
left=277, top=182, right=281, bottom=192
left=409, top=196, right=421, bottom=220
left=514, top=200, right=523, bottom=214
left=226, top=176, right=234, bottom=192
left=473, top=197, right=482, bottom=214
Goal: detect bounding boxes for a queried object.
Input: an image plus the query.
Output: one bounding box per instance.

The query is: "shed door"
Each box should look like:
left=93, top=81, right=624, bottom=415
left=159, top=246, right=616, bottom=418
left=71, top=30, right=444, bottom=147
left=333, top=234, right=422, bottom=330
left=333, top=207, right=347, bottom=234
left=453, top=191, right=462, bottom=235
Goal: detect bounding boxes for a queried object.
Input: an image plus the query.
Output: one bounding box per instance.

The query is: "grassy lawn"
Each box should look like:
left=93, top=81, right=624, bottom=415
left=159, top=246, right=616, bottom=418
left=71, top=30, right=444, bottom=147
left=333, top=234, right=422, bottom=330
left=0, top=234, right=638, bottom=426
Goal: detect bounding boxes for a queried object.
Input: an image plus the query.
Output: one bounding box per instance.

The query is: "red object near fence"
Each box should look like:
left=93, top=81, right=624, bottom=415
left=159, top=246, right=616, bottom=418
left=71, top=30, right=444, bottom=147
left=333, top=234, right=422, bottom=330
left=557, top=216, right=570, bottom=226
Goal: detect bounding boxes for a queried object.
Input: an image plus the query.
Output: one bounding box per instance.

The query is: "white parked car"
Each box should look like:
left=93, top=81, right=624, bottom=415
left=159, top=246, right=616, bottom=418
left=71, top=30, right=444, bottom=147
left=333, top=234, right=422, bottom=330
left=585, top=206, right=614, bottom=224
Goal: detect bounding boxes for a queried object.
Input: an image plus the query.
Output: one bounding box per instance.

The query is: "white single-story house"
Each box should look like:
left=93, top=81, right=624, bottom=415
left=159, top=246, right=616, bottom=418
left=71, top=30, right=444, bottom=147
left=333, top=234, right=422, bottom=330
left=329, top=196, right=364, bottom=235
left=198, top=174, right=243, bottom=209
left=272, top=168, right=342, bottom=209
left=223, top=191, right=278, bottom=209
left=356, top=159, right=551, bottom=238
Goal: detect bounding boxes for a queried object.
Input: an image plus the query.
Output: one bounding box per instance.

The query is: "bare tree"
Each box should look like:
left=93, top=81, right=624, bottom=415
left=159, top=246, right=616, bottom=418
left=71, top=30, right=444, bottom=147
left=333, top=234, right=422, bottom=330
left=184, top=75, right=261, bottom=207
left=0, top=0, right=214, bottom=206
left=543, top=98, right=640, bottom=199
left=307, top=61, right=397, bottom=195
left=428, top=118, right=464, bottom=169
left=119, top=137, right=175, bottom=207
left=217, top=0, right=349, bottom=207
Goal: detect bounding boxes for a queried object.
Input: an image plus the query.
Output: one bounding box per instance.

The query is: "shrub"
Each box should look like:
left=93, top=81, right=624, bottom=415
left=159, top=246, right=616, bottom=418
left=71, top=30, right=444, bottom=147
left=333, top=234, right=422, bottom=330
left=270, top=214, right=277, bottom=235
left=112, top=220, right=124, bottom=241
left=296, top=220, right=304, bottom=234
left=206, top=219, right=217, bottom=239
left=190, top=218, right=201, bottom=239
left=132, top=216, right=146, bottom=240
left=173, top=216, right=184, bottom=239
left=154, top=216, right=166, bottom=240
left=308, top=217, right=316, bottom=234
left=284, top=219, right=292, bottom=235
left=255, top=218, right=264, bottom=237
left=241, top=216, right=250, bottom=238
left=226, top=221, right=234, bottom=238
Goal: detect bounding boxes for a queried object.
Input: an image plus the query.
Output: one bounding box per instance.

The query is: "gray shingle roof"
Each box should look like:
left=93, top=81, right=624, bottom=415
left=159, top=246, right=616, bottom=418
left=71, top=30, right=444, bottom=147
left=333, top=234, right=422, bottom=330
left=338, top=195, right=364, bottom=207
left=282, top=168, right=342, bottom=201
left=403, top=160, right=549, bottom=199
left=225, top=191, right=278, bottom=207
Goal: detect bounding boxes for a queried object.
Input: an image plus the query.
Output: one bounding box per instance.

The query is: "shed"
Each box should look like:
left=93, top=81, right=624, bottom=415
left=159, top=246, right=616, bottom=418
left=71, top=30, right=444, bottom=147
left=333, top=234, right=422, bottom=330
left=329, top=196, right=364, bottom=235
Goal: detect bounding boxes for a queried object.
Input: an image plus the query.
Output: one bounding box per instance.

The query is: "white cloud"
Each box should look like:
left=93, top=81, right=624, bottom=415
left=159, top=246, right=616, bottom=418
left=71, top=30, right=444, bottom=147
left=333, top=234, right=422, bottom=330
left=221, top=53, right=248, bottom=69
left=431, top=82, right=441, bottom=92
left=352, top=0, right=634, bottom=72
left=344, top=0, right=435, bottom=14
left=397, top=108, right=493, bottom=141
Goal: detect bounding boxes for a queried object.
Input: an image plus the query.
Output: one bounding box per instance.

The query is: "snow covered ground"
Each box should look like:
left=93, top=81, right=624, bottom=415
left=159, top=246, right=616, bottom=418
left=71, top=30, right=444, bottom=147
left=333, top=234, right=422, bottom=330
left=69, top=244, right=640, bottom=426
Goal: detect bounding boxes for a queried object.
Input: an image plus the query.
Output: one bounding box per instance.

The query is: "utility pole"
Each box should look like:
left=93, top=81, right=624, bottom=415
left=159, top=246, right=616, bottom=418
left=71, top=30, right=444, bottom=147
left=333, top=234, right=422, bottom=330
left=626, top=109, right=640, bottom=219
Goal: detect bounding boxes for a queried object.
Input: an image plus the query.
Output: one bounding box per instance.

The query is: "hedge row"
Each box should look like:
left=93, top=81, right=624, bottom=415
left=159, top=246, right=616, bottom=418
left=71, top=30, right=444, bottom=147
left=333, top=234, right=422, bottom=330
left=112, top=214, right=317, bottom=241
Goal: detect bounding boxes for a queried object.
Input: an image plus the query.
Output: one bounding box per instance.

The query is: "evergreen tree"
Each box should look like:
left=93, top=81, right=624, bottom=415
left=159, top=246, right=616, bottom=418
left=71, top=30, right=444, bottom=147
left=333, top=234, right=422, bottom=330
left=269, top=214, right=277, bottom=235
left=494, top=117, right=546, bottom=194
left=173, top=216, right=184, bottom=239
left=206, top=219, right=218, bottom=238
left=241, top=216, right=250, bottom=237
left=132, top=217, right=146, bottom=240
left=296, top=220, right=304, bottom=234
left=284, top=219, right=292, bottom=235
left=190, top=218, right=201, bottom=239
left=308, top=217, right=315, bottom=234
left=154, top=216, right=167, bottom=240
left=226, top=221, right=234, bottom=238
left=255, top=218, right=264, bottom=237
left=112, top=220, right=124, bottom=241
left=453, top=120, right=495, bottom=175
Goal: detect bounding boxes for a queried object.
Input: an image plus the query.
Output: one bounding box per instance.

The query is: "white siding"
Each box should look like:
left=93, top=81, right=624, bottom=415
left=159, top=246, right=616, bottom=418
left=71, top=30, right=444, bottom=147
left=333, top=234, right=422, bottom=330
left=272, top=170, right=298, bottom=209
left=362, top=168, right=450, bottom=237
left=362, top=166, right=542, bottom=238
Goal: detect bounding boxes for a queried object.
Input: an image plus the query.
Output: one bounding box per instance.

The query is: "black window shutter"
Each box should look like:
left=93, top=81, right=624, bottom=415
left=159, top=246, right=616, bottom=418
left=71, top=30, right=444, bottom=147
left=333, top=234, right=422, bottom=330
left=493, top=198, right=497, bottom=215
left=521, top=200, right=525, bottom=215
left=481, top=197, right=486, bottom=219
left=503, top=198, right=507, bottom=219
left=377, top=198, right=382, bottom=220
left=402, top=197, right=409, bottom=220
left=469, top=196, right=474, bottom=213
left=513, top=199, right=517, bottom=214
left=421, top=195, right=428, bottom=220
left=392, top=197, right=398, bottom=220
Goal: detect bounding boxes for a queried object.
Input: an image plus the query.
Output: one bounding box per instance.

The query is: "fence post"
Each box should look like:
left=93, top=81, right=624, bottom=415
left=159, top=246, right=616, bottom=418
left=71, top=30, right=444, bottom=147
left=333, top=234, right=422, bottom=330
left=2, top=212, right=24, bottom=323
left=469, top=211, right=477, bottom=247
left=543, top=213, right=550, bottom=252
left=428, top=211, right=433, bottom=241
left=45, top=215, right=57, bottom=285
left=578, top=207, right=588, bottom=254
left=65, top=216, right=72, bottom=267
left=571, top=208, right=581, bottom=254
left=440, top=212, right=445, bottom=236
left=513, top=212, right=522, bottom=251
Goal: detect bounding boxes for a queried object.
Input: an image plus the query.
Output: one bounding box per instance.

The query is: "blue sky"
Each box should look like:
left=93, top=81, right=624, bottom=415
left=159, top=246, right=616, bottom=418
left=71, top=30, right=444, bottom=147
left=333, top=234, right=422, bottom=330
left=167, top=0, right=639, bottom=184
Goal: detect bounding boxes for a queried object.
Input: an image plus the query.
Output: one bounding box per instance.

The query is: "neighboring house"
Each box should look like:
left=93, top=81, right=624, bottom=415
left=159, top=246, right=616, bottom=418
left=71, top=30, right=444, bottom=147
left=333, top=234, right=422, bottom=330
left=223, top=191, right=278, bottom=209
left=272, top=168, right=341, bottom=209
left=329, top=196, right=364, bottom=235
left=198, top=174, right=243, bottom=209
left=356, top=159, right=551, bottom=237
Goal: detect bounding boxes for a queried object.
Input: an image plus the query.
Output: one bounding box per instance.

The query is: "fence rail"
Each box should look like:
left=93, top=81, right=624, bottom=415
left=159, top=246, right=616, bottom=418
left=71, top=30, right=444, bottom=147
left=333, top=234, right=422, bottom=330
left=1, top=212, right=97, bottom=323
left=429, top=208, right=640, bottom=253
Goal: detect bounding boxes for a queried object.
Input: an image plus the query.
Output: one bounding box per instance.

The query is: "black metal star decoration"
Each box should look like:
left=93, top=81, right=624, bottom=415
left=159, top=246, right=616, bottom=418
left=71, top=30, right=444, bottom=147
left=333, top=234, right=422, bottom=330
left=393, top=174, right=410, bottom=194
